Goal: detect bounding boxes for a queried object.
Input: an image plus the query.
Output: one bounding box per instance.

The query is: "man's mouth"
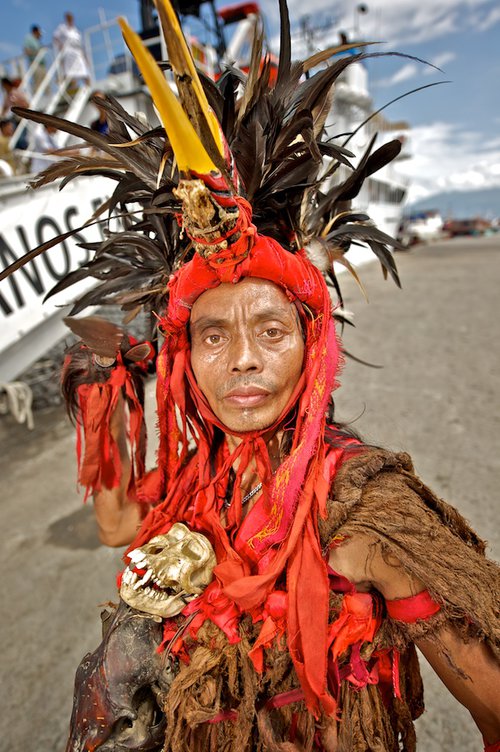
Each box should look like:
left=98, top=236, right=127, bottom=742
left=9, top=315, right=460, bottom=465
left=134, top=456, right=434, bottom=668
left=223, top=386, right=270, bottom=407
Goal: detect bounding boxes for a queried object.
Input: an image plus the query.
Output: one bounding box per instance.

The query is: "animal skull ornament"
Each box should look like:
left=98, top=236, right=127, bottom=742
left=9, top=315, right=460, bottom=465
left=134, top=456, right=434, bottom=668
left=120, top=523, right=216, bottom=618
left=65, top=600, right=172, bottom=752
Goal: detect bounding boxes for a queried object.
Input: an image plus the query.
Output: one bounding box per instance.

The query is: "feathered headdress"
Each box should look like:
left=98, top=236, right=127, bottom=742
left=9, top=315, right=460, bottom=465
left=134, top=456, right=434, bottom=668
left=3, top=0, right=402, bottom=323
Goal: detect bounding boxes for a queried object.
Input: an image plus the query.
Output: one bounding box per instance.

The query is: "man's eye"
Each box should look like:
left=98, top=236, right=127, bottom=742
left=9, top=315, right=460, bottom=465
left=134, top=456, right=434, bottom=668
left=206, top=334, right=222, bottom=344
left=264, top=328, right=282, bottom=338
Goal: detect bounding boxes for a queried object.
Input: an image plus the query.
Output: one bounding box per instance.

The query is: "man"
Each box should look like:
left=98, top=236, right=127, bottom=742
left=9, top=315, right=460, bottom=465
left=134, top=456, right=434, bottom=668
left=89, top=90, right=109, bottom=134
left=23, top=24, right=46, bottom=93
left=69, top=240, right=500, bottom=751
left=30, top=122, right=61, bottom=173
left=53, top=12, right=90, bottom=90
left=5, top=0, right=499, bottom=748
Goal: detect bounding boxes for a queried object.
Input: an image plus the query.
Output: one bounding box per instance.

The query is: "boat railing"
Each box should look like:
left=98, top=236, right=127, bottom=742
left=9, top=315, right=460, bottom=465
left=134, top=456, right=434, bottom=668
left=84, top=14, right=138, bottom=84
left=7, top=39, right=91, bottom=151
left=16, top=47, right=50, bottom=98
left=222, top=11, right=259, bottom=68
left=3, top=14, right=182, bottom=176
left=82, top=14, right=216, bottom=84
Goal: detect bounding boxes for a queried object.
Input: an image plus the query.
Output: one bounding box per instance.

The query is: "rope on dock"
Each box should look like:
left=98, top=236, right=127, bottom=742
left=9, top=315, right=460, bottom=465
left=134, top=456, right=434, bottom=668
left=0, top=381, right=35, bottom=429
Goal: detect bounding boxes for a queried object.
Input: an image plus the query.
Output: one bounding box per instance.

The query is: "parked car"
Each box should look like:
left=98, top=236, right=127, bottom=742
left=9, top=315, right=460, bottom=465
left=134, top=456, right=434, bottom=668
left=443, top=218, right=491, bottom=237
left=397, top=210, right=444, bottom=247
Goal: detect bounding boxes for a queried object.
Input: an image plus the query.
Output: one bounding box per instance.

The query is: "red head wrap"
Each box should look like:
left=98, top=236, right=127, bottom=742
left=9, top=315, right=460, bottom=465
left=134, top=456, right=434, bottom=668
left=132, top=203, right=350, bottom=717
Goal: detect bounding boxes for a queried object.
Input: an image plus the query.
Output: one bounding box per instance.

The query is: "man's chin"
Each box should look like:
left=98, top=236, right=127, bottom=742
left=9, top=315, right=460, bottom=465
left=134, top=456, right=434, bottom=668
left=219, top=407, right=277, bottom=434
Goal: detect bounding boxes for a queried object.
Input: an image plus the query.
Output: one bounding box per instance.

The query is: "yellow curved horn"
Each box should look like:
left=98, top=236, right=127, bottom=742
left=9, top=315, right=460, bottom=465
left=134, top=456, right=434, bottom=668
left=118, top=17, right=217, bottom=175
left=154, top=0, right=223, bottom=156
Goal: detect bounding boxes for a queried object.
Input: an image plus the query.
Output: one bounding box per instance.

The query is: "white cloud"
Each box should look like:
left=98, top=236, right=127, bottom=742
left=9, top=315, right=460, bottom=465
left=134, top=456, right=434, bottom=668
left=396, top=121, right=500, bottom=201
left=374, top=49, right=456, bottom=88
left=279, top=0, right=497, bottom=47
left=424, top=51, right=456, bottom=73
left=476, top=5, right=500, bottom=31
left=377, top=62, right=419, bottom=87
left=482, top=137, right=500, bottom=150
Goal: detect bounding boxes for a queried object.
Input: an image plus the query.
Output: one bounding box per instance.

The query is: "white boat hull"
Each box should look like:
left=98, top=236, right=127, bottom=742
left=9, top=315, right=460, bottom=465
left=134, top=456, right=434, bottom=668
left=0, top=176, right=113, bottom=381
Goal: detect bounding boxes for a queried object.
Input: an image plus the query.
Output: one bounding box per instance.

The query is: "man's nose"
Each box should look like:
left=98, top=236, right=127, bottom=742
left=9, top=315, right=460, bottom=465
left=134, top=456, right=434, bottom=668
left=228, top=333, right=263, bottom=373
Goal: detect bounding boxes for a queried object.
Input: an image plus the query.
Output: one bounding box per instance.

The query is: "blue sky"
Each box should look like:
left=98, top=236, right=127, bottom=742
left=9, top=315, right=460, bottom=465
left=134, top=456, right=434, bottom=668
left=1, top=0, right=499, bottom=202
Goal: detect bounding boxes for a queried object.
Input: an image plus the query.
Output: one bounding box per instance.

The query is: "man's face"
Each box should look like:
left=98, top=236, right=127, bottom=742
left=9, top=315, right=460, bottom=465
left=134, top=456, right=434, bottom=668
left=190, top=278, right=305, bottom=433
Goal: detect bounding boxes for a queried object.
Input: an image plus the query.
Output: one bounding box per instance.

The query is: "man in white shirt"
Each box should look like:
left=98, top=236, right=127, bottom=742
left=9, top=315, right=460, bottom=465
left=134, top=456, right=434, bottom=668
left=30, top=123, right=60, bottom=174
left=53, top=12, right=90, bottom=89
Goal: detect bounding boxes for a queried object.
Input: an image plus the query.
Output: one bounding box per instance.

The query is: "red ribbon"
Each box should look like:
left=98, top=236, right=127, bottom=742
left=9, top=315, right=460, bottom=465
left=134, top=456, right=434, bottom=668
left=127, top=216, right=354, bottom=717
left=385, top=590, right=441, bottom=623
left=183, top=581, right=242, bottom=645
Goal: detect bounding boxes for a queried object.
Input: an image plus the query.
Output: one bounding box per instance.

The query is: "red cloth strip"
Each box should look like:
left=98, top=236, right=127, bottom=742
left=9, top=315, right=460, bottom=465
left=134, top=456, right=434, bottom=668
left=391, top=648, right=401, bottom=699
left=207, top=688, right=306, bottom=725
left=207, top=709, right=238, bottom=723
left=386, top=590, right=441, bottom=623
left=265, top=688, right=305, bottom=710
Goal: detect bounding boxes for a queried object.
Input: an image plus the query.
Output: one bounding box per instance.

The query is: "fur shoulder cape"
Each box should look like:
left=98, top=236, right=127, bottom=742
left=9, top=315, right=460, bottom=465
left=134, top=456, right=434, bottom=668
left=321, top=448, right=500, bottom=654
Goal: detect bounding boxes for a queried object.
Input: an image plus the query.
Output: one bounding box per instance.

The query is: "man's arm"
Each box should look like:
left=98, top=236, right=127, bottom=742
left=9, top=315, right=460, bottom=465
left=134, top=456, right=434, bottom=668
left=329, top=534, right=500, bottom=745
left=92, top=394, right=143, bottom=547
left=418, top=625, right=500, bottom=746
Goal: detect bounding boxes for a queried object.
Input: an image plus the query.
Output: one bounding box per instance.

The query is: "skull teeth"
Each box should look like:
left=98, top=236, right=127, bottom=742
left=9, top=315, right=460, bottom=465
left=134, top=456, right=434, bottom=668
left=123, top=568, right=138, bottom=586
left=128, top=549, right=147, bottom=566
left=133, top=569, right=153, bottom=590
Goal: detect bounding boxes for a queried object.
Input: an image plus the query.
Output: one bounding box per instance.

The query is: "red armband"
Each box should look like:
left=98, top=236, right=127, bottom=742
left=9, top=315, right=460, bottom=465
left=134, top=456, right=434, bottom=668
left=385, top=590, right=441, bottom=623
left=484, top=740, right=500, bottom=752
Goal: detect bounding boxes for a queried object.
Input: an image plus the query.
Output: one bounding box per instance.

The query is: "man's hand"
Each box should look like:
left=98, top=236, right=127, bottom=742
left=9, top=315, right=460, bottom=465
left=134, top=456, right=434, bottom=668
left=62, top=316, right=154, bottom=547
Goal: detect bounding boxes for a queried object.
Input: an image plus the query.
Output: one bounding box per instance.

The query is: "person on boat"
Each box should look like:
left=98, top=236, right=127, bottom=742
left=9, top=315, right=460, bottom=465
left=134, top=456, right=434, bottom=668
left=1, top=76, right=29, bottom=117
left=52, top=12, right=90, bottom=90
left=23, top=24, right=47, bottom=93
left=7, top=0, right=499, bottom=749
left=89, top=90, right=109, bottom=134
left=29, top=122, right=61, bottom=173
left=1, top=77, right=29, bottom=149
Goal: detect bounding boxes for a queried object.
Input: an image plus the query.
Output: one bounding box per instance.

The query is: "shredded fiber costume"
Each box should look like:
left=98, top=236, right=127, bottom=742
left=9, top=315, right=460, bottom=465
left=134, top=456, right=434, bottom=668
left=3, top=0, right=499, bottom=749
